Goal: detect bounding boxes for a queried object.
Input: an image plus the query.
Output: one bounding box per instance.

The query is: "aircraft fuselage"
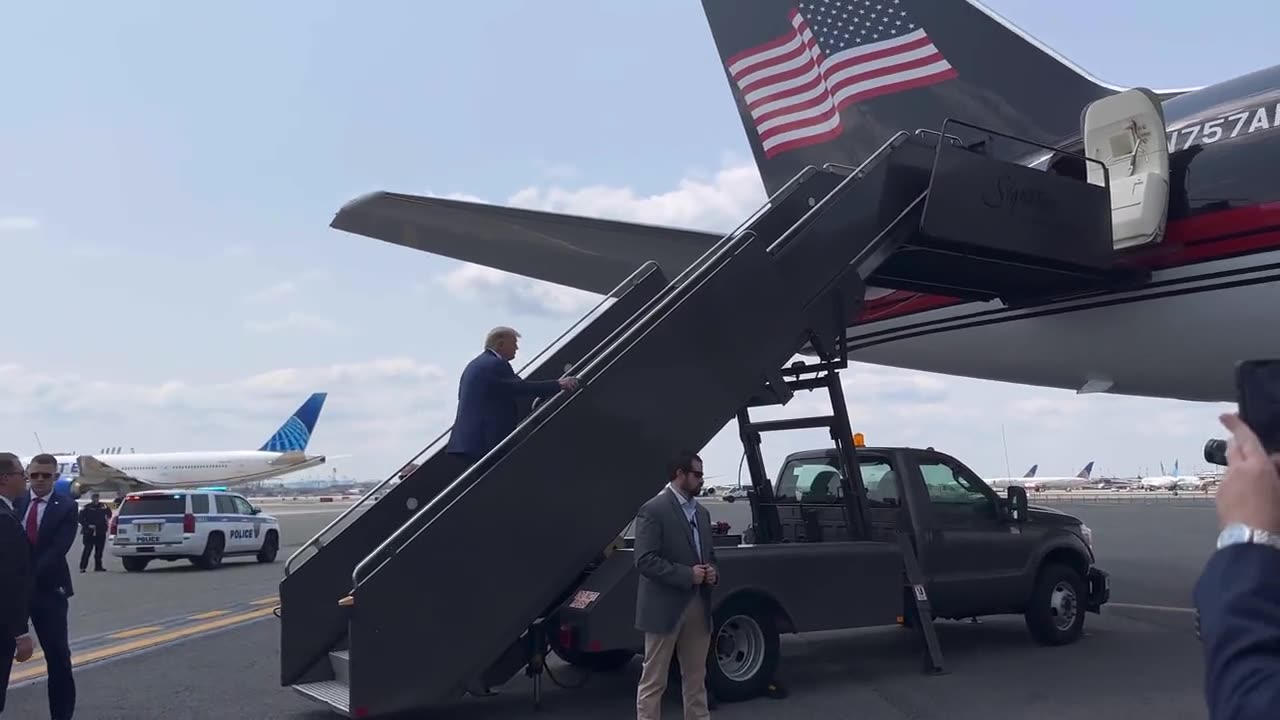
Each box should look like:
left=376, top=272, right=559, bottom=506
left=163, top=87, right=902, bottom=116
left=845, top=64, right=1280, bottom=403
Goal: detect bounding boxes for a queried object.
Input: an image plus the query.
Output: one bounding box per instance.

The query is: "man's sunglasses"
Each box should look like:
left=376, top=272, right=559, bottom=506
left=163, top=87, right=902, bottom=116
left=29, top=472, right=55, bottom=480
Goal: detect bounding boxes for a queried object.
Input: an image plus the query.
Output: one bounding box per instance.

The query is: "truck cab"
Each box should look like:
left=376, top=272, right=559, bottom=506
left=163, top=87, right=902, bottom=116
left=771, top=445, right=1106, bottom=641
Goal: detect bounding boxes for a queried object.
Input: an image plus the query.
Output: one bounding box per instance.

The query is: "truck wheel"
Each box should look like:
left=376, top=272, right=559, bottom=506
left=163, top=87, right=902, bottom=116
left=707, top=597, right=780, bottom=702
left=121, top=557, right=149, bottom=573
left=1024, top=563, right=1087, bottom=645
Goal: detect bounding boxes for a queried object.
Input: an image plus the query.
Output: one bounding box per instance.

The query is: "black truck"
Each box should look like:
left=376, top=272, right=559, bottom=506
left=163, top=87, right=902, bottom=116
left=549, top=373, right=1109, bottom=703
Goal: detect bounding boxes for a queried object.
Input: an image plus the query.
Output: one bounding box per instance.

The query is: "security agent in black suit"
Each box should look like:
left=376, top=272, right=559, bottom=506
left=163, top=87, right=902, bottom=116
left=15, top=453, right=78, bottom=720
left=77, top=493, right=111, bottom=572
left=0, top=452, right=35, bottom=716
left=1194, top=413, right=1280, bottom=719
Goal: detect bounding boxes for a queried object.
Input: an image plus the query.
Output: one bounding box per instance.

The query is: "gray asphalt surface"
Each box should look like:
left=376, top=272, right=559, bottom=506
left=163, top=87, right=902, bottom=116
left=51, top=508, right=348, bottom=639
left=5, top=499, right=1216, bottom=719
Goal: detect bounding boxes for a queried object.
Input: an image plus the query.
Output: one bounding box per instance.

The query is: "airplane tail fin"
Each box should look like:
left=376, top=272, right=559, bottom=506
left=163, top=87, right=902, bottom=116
left=1024, top=464, right=1038, bottom=478
left=699, top=0, right=1117, bottom=194
left=259, top=392, right=328, bottom=453
left=1077, top=461, right=1095, bottom=480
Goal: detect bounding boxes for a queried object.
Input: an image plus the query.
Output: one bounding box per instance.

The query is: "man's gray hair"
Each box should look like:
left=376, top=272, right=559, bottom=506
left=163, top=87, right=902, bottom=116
left=485, top=326, right=520, bottom=349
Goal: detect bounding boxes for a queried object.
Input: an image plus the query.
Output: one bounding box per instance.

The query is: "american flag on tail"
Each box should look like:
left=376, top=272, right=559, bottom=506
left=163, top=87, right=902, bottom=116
left=725, top=0, right=958, bottom=158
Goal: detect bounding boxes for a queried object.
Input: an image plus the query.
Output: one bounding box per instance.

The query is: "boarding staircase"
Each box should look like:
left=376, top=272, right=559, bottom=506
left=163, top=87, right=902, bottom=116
left=280, top=120, right=1148, bottom=718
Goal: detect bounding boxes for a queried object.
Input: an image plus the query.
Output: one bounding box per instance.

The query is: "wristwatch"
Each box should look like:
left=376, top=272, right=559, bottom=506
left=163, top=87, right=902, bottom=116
left=1217, top=522, right=1280, bottom=551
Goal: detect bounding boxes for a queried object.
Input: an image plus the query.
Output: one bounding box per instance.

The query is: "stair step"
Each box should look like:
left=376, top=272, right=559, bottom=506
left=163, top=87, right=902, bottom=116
left=293, top=680, right=350, bottom=717
left=330, top=649, right=350, bottom=685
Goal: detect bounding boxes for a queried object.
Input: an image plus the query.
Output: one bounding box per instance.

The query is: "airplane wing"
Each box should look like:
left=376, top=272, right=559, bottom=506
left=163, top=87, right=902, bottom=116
left=76, top=455, right=135, bottom=484
left=331, top=192, right=722, bottom=295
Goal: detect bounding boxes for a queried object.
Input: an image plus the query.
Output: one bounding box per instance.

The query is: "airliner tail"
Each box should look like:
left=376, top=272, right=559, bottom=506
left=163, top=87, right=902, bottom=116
left=259, top=392, right=328, bottom=453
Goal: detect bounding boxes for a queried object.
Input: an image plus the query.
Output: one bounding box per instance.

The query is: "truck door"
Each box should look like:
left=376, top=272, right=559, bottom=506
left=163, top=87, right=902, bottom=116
left=909, top=452, right=1033, bottom=617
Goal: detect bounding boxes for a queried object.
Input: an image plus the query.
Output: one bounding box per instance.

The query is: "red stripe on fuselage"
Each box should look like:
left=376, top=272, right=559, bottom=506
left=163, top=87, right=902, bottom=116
left=857, top=202, right=1280, bottom=323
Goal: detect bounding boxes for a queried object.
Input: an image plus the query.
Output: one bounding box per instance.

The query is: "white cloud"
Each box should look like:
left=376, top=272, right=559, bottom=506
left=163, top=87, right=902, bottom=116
left=242, top=269, right=331, bottom=303
left=0, top=217, right=39, bottom=232
left=245, top=311, right=342, bottom=334
left=0, top=358, right=453, bottom=475
left=243, top=280, right=298, bottom=304
left=437, top=265, right=598, bottom=318
left=506, top=161, right=764, bottom=232
left=432, top=159, right=765, bottom=316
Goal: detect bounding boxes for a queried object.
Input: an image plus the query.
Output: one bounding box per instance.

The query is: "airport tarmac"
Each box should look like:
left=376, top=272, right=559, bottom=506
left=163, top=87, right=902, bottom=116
left=6, top=498, right=1214, bottom=719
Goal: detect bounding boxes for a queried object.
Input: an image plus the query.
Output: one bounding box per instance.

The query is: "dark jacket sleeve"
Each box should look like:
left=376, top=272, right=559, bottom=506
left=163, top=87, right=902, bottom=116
left=490, top=357, right=562, bottom=399
left=1195, top=543, right=1280, bottom=720
left=634, top=502, right=693, bottom=590
left=0, top=515, right=32, bottom=638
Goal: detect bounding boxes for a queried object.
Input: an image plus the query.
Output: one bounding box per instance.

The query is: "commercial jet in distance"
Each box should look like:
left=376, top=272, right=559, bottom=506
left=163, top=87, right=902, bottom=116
left=1139, top=460, right=1215, bottom=491
left=329, top=0, right=1280, bottom=405
left=26, top=392, right=330, bottom=498
left=988, top=462, right=1094, bottom=492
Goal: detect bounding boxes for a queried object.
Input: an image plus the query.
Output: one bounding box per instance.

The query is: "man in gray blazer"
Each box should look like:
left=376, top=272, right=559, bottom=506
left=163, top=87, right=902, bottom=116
left=634, top=450, right=718, bottom=720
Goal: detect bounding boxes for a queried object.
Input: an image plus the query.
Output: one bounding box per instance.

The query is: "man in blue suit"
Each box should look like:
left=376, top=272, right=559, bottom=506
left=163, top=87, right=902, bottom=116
left=446, top=326, right=580, bottom=466
left=14, top=453, right=78, bottom=720
left=1194, top=412, right=1280, bottom=719
left=1, top=452, right=36, bottom=716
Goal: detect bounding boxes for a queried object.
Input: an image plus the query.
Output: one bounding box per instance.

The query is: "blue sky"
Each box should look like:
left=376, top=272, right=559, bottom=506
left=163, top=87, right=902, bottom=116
left=1, top=0, right=1275, bottom=483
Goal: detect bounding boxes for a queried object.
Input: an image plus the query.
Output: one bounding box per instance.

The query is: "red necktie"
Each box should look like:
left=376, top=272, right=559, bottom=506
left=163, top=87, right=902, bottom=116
left=26, top=497, right=41, bottom=544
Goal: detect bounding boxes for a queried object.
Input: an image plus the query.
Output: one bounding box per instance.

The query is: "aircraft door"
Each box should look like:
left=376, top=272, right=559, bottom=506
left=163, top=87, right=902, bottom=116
left=1082, top=87, right=1171, bottom=249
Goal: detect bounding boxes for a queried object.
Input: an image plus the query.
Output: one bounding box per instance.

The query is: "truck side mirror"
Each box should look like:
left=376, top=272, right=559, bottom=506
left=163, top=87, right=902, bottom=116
left=1006, top=486, right=1028, bottom=522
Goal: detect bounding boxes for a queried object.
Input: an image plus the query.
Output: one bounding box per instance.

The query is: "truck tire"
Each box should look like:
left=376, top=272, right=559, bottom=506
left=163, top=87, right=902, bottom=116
left=1024, top=563, right=1087, bottom=645
left=707, top=596, right=780, bottom=702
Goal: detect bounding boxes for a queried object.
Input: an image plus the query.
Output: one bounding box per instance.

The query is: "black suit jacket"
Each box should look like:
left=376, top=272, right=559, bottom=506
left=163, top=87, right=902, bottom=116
left=444, top=350, right=562, bottom=459
left=1194, top=542, right=1280, bottom=719
left=0, top=501, right=32, bottom=639
left=13, top=491, right=77, bottom=599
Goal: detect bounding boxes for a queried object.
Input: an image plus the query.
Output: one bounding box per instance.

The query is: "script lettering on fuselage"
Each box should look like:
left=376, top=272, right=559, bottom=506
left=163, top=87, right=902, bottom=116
left=1167, top=102, right=1279, bottom=152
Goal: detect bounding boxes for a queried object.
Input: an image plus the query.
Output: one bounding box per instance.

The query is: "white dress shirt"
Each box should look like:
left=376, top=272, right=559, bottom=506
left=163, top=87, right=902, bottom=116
left=667, top=483, right=703, bottom=562
left=24, top=490, right=49, bottom=534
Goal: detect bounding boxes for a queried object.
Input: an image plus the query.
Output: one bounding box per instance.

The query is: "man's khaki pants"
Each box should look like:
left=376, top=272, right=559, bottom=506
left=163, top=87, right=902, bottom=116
left=636, top=595, right=712, bottom=720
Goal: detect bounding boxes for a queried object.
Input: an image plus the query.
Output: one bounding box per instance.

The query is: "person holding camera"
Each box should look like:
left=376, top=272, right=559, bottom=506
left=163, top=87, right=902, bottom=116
left=1195, top=412, right=1280, bottom=719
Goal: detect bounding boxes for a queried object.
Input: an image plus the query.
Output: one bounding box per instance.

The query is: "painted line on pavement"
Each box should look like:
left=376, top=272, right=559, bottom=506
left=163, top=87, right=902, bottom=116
left=1108, top=602, right=1196, bottom=614
left=9, top=607, right=276, bottom=685
left=7, top=593, right=279, bottom=687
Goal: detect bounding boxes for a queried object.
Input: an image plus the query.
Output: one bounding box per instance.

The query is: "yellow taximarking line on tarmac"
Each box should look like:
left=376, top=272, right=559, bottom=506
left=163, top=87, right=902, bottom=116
left=189, top=610, right=230, bottom=620
left=1108, top=602, right=1196, bottom=614
left=249, top=596, right=278, bottom=606
left=8, top=607, right=275, bottom=685
left=108, top=625, right=165, bottom=640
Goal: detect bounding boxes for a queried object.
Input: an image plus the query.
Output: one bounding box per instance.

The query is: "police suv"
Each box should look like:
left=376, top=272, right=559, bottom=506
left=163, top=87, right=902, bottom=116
left=108, top=489, right=281, bottom=572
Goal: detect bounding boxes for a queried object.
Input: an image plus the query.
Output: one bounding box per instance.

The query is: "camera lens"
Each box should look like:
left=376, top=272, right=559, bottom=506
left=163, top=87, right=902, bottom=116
left=1204, top=438, right=1228, bottom=466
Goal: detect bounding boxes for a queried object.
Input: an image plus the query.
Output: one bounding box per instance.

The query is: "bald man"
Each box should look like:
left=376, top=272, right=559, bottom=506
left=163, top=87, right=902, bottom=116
left=445, top=326, right=579, bottom=466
